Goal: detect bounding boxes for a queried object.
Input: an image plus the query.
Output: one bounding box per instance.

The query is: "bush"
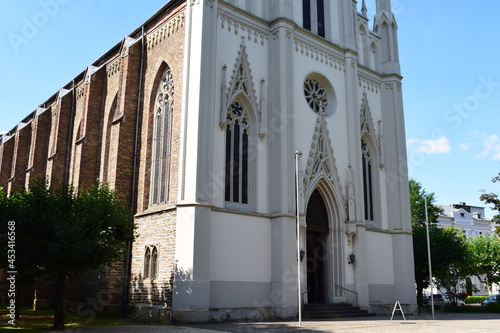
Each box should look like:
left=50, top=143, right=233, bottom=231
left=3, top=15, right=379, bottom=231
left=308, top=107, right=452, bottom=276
left=440, top=305, right=487, bottom=313
left=456, top=292, right=469, bottom=300
left=464, top=296, right=488, bottom=304
left=486, top=303, right=500, bottom=313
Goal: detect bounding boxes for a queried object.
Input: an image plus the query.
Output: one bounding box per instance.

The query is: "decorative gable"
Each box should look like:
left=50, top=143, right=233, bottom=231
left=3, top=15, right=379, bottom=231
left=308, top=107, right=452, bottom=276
left=303, top=113, right=343, bottom=200
left=360, top=91, right=384, bottom=168
left=220, top=38, right=259, bottom=128
left=360, top=91, right=375, bottom=136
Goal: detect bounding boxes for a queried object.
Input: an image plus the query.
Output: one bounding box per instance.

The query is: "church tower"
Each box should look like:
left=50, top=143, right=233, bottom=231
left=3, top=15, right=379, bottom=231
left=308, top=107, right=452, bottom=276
left=374, top=0, right=400, bottom=74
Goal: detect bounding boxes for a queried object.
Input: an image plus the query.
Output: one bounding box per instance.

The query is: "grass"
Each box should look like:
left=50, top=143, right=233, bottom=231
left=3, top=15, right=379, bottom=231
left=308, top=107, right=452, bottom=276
left=0, top=306, right=139, bottom=332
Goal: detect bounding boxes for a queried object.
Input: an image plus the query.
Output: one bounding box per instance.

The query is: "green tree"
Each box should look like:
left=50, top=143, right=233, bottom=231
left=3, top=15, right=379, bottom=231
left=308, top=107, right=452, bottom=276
left=0, top=179, right=134, bottom=330
left=0, top=182, right=53, bottom=320
left=466, top=235, right=500, bottom=293
left=431, top=227, right=469, bottom=303
left=409, top=180, right=468, bottom=311
left=480, top=172, right=500, bottom=234
left=412, top=223, right=432, bottom=310
left=409, top=179, right=441, bottom=226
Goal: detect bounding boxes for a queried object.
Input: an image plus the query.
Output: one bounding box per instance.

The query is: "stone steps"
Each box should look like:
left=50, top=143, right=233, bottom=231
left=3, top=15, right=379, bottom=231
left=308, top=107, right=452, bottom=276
left=302, top=303, right=376, bottom=320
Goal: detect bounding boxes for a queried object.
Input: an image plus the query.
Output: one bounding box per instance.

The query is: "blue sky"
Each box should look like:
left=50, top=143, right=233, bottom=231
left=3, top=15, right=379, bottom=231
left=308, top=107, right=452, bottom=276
left=1, top=1, right=499, bottom=217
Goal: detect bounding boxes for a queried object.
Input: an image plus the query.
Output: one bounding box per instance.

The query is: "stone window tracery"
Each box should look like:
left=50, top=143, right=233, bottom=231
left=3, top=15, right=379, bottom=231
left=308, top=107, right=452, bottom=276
left=225, top=101, right=249, bottom=204
left=151, top=67, right=174, bottom=206
left=143, top=245, right=159, bottom=279
left=304, top=78, right=328, bottom=113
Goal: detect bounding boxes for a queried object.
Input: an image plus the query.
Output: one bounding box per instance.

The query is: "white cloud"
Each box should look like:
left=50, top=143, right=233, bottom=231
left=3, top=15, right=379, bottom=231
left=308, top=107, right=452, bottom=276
left=459, top=143, right=470, bottom=151
left=475, top=134, right=500, bottom=159
left=407, top=136, right=451, bottom=154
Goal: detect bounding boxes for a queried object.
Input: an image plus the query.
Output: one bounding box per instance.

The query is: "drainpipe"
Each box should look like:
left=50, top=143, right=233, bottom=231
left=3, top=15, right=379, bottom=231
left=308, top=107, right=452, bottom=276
left=123, top=25, right=145, bottom=316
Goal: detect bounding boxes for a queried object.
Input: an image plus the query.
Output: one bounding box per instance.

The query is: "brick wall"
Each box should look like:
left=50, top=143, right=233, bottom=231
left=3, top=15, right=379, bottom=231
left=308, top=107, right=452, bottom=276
left=0, top=138, right=14, bottom=188
left=136, top=6, right=185, bottom=213
left=46, top=92, right=73, bottom=186
left=7, top=123, right=31, bottom=193
left=70, top=68, right=106, bottom=189
left=129, top=209, right=177, bottom=307
left=0, top=0, right=186, bottom=318
left=25, top=110, right=51, bottom=186
left=105, top=41, right=142, bottom=207
left=127, top=5, right=186, bottom=317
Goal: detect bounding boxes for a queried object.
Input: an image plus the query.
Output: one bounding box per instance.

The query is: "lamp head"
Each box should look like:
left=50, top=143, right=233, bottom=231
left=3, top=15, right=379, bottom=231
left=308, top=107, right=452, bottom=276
left=348, top=252, right=356, bottom=265
left=300, top=249, right=305, bottom=262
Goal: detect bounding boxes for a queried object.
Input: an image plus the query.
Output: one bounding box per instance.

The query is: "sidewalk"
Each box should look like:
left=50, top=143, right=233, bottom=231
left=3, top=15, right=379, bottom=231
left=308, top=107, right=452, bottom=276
left=75, top=313, right=500, bottom=332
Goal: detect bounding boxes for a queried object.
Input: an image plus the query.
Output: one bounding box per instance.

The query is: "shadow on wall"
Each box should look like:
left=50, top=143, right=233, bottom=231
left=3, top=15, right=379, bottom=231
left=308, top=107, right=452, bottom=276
left=128, top=265, right=191, bottom=323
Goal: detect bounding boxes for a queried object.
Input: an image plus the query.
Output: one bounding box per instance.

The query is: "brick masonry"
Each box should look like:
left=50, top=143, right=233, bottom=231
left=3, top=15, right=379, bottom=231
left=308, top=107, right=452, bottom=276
left=129, top=209, right=177, bottom=307
left=0, top=0, right=186, bottom=317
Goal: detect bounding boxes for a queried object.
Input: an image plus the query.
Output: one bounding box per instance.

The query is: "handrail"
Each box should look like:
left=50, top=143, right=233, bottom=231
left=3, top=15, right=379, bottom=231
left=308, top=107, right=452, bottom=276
left=334, top=284, right=359, bottom=307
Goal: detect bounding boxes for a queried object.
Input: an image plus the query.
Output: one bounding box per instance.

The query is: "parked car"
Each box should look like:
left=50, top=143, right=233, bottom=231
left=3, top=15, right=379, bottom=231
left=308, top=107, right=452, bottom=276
left=430, top=294, right=465, bottom=306
left=444, top=293, right=466, bottom=306
left=481, top=294, right=500, bottom=307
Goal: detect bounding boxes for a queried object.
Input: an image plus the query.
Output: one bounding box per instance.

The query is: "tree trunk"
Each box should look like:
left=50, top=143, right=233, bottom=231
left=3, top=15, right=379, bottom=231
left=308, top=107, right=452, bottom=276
left=52, top=273, right=66, bottom=330
left=416, top=280, right=425, bottom=313
left=14, top=284, right=21, bottom=320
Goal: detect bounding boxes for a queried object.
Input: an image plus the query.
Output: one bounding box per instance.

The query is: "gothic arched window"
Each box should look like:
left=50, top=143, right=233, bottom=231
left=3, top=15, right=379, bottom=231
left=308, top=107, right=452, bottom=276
left=225, top=101, right=249, bottom=204
left=151, top=67, right=174, bottom=206
left=151, top=247, right=158, bottom=279
left=144, top=245, right=159, bottom=280
left=304, top=78, right=328, bottom=113
left=361, top=139, right=374, bottom=221
left=144, top=247, right=151, bottom=278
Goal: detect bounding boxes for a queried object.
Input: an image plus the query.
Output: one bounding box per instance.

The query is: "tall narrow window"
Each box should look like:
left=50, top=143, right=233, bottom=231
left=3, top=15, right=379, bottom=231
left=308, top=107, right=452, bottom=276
left=225, top=101, right=249, bottom=204
left=151, top=247, right=158, bottom=279
left=303, top=0, right=312, bottom=31
left=151, top=67, right=174, bottom=206
left=361, top=139, right=374, bottom=221
left=317, top=0, right=325, bottom=37
left=144, top=247, right=151, bottom=278
left=303, top=0, right=326, bottom=37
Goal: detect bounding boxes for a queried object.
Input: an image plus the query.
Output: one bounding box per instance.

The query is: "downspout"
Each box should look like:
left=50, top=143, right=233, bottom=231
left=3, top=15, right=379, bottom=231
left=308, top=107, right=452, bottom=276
left=64, top=79, right=76, bottom=183
left=123, top=25, right=146, bottom=316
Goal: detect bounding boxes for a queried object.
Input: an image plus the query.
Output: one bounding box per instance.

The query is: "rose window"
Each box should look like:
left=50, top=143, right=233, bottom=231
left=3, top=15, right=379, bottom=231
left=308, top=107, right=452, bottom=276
left=304, top=78, right=328, bottom=113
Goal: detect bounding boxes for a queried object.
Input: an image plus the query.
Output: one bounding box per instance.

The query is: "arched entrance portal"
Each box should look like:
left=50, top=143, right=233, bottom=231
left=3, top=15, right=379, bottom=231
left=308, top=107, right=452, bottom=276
left=306, top=189, right=329, bottom=304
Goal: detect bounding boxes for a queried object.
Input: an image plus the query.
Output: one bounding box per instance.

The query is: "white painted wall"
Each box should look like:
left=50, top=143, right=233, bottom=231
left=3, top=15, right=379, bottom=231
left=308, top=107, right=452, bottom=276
left=366, top=231, right=395, bottom=285
left=210, top=211, right=272, bottom=281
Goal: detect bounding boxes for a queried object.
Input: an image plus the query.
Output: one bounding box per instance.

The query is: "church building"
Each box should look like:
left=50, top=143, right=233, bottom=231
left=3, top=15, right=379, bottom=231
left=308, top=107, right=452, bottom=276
left=0, top=0, right=417, bottom=322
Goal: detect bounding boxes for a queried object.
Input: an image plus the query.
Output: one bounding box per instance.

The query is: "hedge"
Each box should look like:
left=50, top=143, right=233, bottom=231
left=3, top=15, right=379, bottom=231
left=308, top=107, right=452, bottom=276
left=464, top=296, right=488, bottom=304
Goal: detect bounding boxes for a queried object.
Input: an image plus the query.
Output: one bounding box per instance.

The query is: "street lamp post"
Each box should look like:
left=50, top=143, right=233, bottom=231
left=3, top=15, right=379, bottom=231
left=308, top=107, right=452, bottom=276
left=295, top=151, right=302, bottom=326
left=424, top=196, right=435, bottom=318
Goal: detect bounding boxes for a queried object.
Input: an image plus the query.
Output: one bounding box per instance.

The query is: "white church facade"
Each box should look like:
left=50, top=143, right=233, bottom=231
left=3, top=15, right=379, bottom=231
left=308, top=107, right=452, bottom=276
left=0, top=0, right=417, bottom=323
left=157, top=0, right=417, bottom=322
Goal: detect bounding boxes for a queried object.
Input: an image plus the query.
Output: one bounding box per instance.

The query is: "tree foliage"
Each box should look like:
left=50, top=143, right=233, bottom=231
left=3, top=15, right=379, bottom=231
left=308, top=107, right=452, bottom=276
left=412, top=224, right=468, bottom=309
left=480, top=172, right=500, bottom=231
left=409, top=179, right=440, bottom=226
left=409, top=180, right=468, bottom=311
left=0, top=178, right=135, bottom=330
left=431, top=227, right=469, bottom=300
left=466, top=235, right=500, bottom=293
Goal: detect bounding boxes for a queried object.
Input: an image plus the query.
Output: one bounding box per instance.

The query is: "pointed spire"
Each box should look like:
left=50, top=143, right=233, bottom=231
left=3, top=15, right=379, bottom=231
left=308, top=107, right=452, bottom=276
left=361, top=0, right=368, bottom=17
